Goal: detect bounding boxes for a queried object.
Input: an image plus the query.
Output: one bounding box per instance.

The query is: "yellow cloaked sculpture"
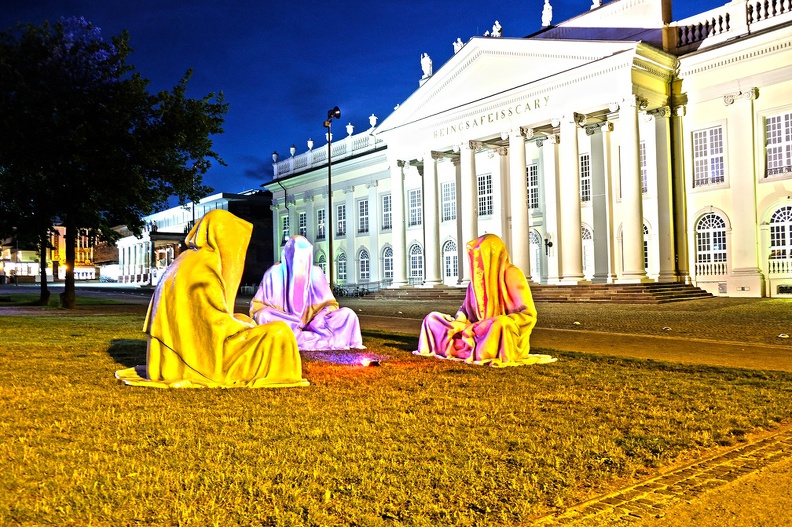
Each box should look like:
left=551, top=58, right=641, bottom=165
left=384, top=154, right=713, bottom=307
left=115, top=209, right=309, bottom=388
left=414, top=233, right=556, bottom=367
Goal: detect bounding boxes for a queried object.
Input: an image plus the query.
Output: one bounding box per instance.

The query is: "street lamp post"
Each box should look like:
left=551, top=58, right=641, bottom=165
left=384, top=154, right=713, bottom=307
left=323, top=106, right=341, bottom=290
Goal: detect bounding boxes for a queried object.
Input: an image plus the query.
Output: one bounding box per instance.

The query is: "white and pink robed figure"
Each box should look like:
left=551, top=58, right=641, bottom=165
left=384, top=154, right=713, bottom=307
left=250, top=235, right=364, bottom=351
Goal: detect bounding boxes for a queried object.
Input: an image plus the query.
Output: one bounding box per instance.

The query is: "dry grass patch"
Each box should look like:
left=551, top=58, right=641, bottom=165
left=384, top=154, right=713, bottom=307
left=1, top=314, right=792, bottom=526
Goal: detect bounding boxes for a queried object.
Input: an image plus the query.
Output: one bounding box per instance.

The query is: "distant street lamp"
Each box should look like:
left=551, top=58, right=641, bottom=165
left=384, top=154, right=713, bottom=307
left=323, top=105, right=341, bottom=289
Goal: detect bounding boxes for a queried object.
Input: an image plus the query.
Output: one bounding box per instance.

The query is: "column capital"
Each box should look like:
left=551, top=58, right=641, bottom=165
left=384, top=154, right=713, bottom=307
left=395, top=159, right=407, bottom=168
left=495, top=146, right=508, bottom=157
left=430, top=150, right=445, bottom=160
left=574, top=112, right=587, bottom=127
left=673, top=105, right=686, bottom=117
left=723, top=87, right=759, bottom=106
left=535, top=134, right=559, bottom=147
left=365, top=180, right=378, bottom=189
left=584, top=122, right=613, bottom=136
left=469, top=140, right=484, bottom=152
left=304, top=193, right=314, bottom=202
left=644, top=106, right=671, bottom=121
left=343, top=186, right=354, bottom=194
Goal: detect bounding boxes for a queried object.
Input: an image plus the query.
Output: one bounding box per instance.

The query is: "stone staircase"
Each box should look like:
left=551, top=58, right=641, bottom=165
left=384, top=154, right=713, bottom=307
left=369, top=282, right=713, bottom=304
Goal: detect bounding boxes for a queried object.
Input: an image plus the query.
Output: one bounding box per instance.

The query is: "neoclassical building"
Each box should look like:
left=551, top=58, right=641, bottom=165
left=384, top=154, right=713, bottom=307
left=267, top=0, right=792, bottom=298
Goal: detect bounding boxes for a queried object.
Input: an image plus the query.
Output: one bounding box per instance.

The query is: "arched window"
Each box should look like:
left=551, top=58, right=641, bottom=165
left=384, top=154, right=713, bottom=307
left=695, top=213, right=727, bottom=276
left=382, top=246, right=393, bottom=281
left=582, top=226, right=593, bottom=279
left=442, top=240, right=458, bottom=279
left=316, top=253, right=326, bottom=275
left=337, top=251, right=347, bottom=281
left=358, top=249, right=370, bottom=282
left=770, top=206, right=792, bottom=260
left=409, top=244, right=424, bottom=284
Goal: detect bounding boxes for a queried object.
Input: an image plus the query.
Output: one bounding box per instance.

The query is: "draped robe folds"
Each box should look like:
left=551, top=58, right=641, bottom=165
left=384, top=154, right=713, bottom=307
left=115, top=209, right=309, bottom=388
left=414, top=234, right=556, bottom=367
left=250, top=235, right=364, bottom=351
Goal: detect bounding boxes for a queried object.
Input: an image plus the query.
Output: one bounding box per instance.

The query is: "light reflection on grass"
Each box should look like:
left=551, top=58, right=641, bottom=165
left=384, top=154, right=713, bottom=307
left=1, top=311, right=792, bottom=526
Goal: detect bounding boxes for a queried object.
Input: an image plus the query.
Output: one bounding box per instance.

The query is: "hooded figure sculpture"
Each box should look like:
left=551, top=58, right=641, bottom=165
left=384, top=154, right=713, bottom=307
left=250, top=235, right=364, bottom=351
left=414, top=234, right=556, bottom=367
left=115, top=209, right=309, bottom=388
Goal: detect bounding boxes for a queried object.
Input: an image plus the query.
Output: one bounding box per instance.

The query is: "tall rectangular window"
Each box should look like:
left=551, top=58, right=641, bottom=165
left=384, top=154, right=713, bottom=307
left=441, top=182, right=456, bottom=221
left=281, top=215, right=289, bottom=243
left=316, top=209, right=325, bottom=240
left=693, top=126, right=725, bottom=187
left=526, top=164, right=539, bottom=210
left=358, top=199, right=369, bottom=234
left=298, top=212, right=307, bottom=237
left=381, top=194, right=392, bottom=230
left=766, top=112, right=792, bottom=177
left=580, top=154, right=591, bottom=202
left=336, top=204, right=346, bottom=236
left=640, top=141, right=648, bottom=194
left=408, top=189, right=422, bottom=227
left=477, top=174, right=493, bottom=216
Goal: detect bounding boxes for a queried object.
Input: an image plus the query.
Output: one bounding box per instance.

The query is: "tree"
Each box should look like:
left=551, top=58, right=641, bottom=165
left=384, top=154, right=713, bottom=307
left=0, top=17, right=227, bottom=307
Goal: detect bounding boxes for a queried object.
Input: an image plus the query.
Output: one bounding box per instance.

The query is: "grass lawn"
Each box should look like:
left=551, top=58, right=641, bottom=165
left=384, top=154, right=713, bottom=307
left=2, top=307, right=792, bottom=526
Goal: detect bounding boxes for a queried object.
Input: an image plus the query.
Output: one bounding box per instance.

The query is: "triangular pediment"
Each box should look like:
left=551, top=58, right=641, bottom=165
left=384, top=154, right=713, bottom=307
left=377, top=37, right=637, bottom=134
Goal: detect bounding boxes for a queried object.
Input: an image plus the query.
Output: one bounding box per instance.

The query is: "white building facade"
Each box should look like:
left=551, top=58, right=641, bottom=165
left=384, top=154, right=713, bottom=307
left=268, top=0, right=792, bottom=298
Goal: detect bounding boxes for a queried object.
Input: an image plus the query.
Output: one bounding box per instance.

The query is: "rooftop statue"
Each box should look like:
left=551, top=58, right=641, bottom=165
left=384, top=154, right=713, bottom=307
left=414, top=234, right=556, bottom=367
left=453, top=37, right=464, bottom=53
left=420, top=52, right=432, bottom=78
left=250, top=235, right=364, bottom=351
left=542, top=0, right=553, bottom=27
left=492, top=20, right=502, bottom=37
left=116, top=210, right=308, bottom=388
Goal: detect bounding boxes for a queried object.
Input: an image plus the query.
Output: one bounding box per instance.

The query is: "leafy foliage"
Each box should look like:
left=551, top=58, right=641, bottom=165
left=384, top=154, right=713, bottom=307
left=0, top=17, right=227, bottom=306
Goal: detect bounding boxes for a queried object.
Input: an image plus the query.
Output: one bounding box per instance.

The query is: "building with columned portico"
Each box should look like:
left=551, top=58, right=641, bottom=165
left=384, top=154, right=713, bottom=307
left=267, top=0, right=792, bottom=298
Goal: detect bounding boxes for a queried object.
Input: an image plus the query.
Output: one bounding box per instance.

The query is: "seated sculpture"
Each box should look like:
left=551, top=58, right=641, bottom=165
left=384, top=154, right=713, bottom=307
left=250, top=235, right=364, bottom=351
left=115, top=209, right=308, bottom=388
left=414, top=234, right=556, bottom=367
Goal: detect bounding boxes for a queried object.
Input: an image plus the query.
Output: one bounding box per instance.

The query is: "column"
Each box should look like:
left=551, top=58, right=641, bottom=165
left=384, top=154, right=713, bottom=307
left=344, top=186, right=355, bottom=283
left=423, top=152, right=442, bottom=285
left=619, top=96, right=650, bottom=282
left=459, top=141, right=478, bottom=284
left=304, top=195, right=315, bottom=243
left=671, top=105, right=691, bottom=283
left=587, top=122, right=614, bottom=283
left=724, top=88, right=764, bottom=294
left=558, top=114, right=585, bottom=283
left=508, top=127, right=531, bottom=279
left=649, top=107, right=678, bottom=282
left=390, top=160, right=408, bottom=287
left=366, top=182, right=380, bottom=283
left=269, top=204, right=279, bottom=259
left=540, top=134, right=561, bottom=283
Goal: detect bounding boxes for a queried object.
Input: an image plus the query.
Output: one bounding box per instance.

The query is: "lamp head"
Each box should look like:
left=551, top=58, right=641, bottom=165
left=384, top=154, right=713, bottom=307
left=327, top=106, right=341, bottom=120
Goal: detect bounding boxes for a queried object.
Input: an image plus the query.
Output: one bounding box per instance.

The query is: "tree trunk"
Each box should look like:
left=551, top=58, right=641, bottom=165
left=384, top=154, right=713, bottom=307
left=37, top=230, right=51, bottom=306
left=60, top=218, right=77, bottom=309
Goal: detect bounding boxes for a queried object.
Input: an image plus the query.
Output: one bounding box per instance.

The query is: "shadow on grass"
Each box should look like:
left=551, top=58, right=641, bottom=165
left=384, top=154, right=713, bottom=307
left=362, top=329, right=419, bottom=352
left=107, top=338, right=147, bottom=368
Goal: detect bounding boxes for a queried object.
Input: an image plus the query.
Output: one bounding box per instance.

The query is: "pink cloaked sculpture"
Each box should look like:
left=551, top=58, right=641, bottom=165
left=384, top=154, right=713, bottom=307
left=250, top=235, right=364, bottom=351
left=414, top=234, right=556, bottom=367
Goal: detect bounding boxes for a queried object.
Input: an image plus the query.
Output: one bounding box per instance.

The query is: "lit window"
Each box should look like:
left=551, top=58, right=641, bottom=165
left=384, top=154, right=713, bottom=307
left=298, top=212, right=307, bottom=237
left=316, top=209, right=326, bottom=240
left=526, top=164, right=539, bottom=210
left=442, top=182, right=456, bottom=221
left=358, top=200, right=369, bottom=234
left=770, top=206, right=792, bottom=260
left=316, top=253, right=326, bottom=275
left=281, top=216, right=289, bottom=244
left=442, top=240, right=458, bottom=278
left=408, top=189, right=422, bottom=227
left=382, top=246, right=393, bottom=280
left=359, top=249, right=370, bottom=281
left=765, top=112, right=792, bottom=177
left=337, top=251, right=347, bottom=281
left=382, top=194, right=392, bottom=230
left=693, top=126, right=725, bottom=187
left=409, top=244, right=423, bottom=282
left=640, top=141, right=648, bottom=194
left=580, top=154, right=591, bottom=202
left=337, top=204, right=346, bottom=236
left=477, top=174, right=493, bottom=216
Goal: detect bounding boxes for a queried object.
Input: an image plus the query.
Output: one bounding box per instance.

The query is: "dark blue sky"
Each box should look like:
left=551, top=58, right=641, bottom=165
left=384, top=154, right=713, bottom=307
left=1, top=0, right=721, bottom=197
